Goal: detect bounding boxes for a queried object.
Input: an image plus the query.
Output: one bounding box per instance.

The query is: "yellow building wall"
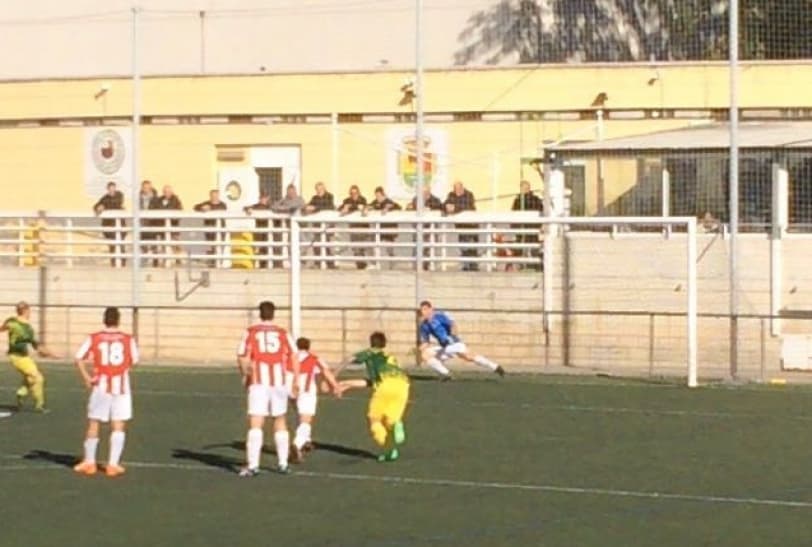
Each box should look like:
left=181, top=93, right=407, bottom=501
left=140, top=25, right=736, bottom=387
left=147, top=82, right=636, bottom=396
left=1, top=62, right=810, bottom=211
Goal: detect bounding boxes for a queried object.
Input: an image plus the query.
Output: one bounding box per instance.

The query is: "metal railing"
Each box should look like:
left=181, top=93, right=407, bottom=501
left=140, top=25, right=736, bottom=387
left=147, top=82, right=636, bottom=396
left=0, top=210, right=556, bottom=271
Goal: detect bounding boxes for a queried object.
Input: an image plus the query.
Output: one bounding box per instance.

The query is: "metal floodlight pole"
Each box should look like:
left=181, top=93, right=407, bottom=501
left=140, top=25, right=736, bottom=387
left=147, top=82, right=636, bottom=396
left=131, top=6, right=142, bottom=323
left=728, top=0, right=740, bottom=378
left=414, top=0, right=425, bottom=306
left=199, top=10, right=206, bottom=74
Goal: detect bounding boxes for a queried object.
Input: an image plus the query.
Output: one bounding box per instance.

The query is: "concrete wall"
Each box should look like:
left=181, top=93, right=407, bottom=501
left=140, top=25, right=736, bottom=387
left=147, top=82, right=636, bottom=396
left=2, top=232, right=811, bottom=379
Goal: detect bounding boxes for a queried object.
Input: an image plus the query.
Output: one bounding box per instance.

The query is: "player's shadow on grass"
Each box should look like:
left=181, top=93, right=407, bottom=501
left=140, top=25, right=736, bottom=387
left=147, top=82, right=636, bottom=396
left=203, top=440, right=278, bottom=456
left=171, top=448, right=241, bottom=473
left=23, top=449, right=76, bottom=468
left=205, top=440, right=376, bottom=461
left=312, top=441, right=377, bottom=460
left=0, top=404, right=18, bottom=412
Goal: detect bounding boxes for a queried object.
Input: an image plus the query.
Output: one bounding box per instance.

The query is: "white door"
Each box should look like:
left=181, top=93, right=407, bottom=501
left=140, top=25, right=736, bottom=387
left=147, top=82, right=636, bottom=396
left=218, top=167, right=259, bottom=230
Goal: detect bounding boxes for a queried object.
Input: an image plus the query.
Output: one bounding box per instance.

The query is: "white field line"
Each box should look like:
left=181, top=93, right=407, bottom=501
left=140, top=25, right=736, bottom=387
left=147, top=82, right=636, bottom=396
left=0, top=455, right=809, bottom=509
left=1, top=384, right=809, bottom=422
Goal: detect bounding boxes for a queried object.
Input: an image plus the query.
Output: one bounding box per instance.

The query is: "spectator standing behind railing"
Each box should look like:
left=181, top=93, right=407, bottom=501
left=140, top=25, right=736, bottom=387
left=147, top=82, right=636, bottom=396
left=93, top=181, right=125, bottom=267
left=304, top=182, right=336, bottom=269
left=340, top=185, right=369, bottom=270
left=244, top=193, right=271, bottom=269
left=369, top=186, right=401, bottom=266
left=270, top=184, right=305, bottom=268
left=407, top=185, right=444, bottom=271
left=148, top=186, right=183, bottom=267
left=138, top=180, right=157, bottom=265
left=511, top=180, right=544, bottom=271
left=193, top=189, right=227, bottom=267
left=444, top=181, right=478, bottom=271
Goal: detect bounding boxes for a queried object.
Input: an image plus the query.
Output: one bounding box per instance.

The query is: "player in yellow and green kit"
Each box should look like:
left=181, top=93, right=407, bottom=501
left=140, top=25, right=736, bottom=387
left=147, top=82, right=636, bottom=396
left=1, top=302, right=56, bottom=412
left=337, top=331, right=410, bottom=462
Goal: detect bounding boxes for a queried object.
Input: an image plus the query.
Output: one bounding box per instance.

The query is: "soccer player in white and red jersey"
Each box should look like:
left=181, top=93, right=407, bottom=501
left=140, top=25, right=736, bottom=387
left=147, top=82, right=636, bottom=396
left=288, top=337, right=340, bottom=464
left=237, top=300, right=299, bottom=477
left=72, top=307, right=139, bottom=478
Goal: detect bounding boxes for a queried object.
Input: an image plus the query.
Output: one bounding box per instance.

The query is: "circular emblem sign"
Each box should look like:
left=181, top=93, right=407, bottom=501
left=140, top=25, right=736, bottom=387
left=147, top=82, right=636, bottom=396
left=225, top=180, right=242, bottom=201
left=92, top=129, right=126, bottom=175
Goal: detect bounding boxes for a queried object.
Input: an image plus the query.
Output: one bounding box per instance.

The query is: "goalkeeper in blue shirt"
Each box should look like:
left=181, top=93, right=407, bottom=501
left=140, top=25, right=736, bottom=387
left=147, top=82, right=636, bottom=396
left=418, top=300, right=505, bottom=380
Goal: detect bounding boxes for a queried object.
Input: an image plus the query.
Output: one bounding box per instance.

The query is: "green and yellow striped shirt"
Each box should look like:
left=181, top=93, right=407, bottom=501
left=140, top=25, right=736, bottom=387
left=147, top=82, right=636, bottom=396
left=4, top=317, right=37, bottom=356
left=353, top=348, right=407, bottom=386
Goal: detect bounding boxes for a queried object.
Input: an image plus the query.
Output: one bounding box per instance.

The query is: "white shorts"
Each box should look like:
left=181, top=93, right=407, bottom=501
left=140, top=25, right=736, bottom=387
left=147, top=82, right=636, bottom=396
left=296, top=391, right=318, bottom=417
left=247, top=384, right=289, bottom=418
left=87, top=388, right=132, bottom=422
left=433, top=342, right=468, bottom=362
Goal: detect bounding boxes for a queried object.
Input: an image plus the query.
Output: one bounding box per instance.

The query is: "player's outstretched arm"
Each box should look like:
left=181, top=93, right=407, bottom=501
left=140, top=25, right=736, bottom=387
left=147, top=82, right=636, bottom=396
left=36, top=345, right=59, bottom=359
left=318, top=360, right=341, bottom=396
left=336, top=378, right=369, bottom=396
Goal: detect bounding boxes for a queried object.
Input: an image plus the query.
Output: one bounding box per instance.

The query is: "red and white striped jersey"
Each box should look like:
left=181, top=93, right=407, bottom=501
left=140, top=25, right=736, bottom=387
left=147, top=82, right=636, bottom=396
left=75, top=329, right=139, bottom=395
left=237, top=322, right=294, bottom=387
left=290, top=350, right=325, bottom=394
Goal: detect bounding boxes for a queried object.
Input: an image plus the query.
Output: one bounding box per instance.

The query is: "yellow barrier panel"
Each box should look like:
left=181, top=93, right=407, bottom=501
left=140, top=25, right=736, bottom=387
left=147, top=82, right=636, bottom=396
left=230, top=231, right=254, bottom=269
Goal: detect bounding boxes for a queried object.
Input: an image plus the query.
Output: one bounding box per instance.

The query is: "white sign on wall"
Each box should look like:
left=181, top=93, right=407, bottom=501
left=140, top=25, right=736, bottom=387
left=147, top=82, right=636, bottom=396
left=385, top=127, right=449, bottom=201
left=84, top=127, right=133, bottom=201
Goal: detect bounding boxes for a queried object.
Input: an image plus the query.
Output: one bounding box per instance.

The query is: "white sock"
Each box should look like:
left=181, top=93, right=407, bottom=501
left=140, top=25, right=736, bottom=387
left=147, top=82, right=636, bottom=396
left=473, top=355, right=499, bottom=371
left=83, top=438, right=99, bottom=463
left=426, top=357, right=451, bottom=376
left=294, top=423, right=311, bottom=449
left=274, top=430, right=290, bottom=468
left=246, top=428, right=263, bottom=470
left=108, top=431, right=126, bottom=466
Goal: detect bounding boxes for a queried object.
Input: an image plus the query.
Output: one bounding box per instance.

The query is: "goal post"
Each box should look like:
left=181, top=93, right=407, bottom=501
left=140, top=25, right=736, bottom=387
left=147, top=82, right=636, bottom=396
left=542, top=216, right=698, bottom=388
left=287, top=213, right=699, bottom=387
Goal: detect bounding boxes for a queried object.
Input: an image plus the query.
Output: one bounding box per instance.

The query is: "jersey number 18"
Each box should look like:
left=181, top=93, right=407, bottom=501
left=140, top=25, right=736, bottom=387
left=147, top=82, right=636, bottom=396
left=98, top=341, right=126, bottom=367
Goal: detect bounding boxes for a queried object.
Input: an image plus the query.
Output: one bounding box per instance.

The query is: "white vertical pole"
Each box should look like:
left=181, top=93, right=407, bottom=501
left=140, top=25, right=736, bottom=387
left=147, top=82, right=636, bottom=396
left=771, top=161, right=788, bottom=336
left=199, top=10, right=206, bottom=74
left=728, top=0, right=740, bottom=378
left=290, top=216, right=302, bottom=338
left=490, top=152, right=499, bottom=211
left=542, top=158, right=553, bottom=333
left=661, top=167, right=670, bottom=217
left=131, top=6, right=142, bottom=311
left=687, top=218, right=698, bottom=388
left=331, top=112, right=339, bottom=195
left=414, top=0, right=425, bottom=306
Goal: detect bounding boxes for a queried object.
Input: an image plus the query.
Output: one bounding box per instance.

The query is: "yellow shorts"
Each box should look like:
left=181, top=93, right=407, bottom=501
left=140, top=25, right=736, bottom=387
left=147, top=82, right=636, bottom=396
left=9, top=355, right=40, bottom=378
left=368, top=376, right=410, bottom=425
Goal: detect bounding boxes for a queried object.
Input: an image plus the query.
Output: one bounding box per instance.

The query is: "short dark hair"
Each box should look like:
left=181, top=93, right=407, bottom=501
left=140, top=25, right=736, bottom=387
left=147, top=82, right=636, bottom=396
left=296, top=337, right=310, bottom=350
left=370, top=331, right=387, bottom=349
left=259, top=301, right=275, bottom=321
left=107, top=181, right=116, bottom=189
left=419, top=300, right=432, bottom=309
left=374, top=186, right=385, bottom=194
left=103, top=307, right=120, bottom=327
left=15, top=301, right=29, bottom=315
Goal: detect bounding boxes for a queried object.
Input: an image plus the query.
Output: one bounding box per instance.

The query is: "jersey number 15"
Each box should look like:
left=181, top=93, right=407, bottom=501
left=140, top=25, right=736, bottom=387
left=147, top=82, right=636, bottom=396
left=254, top=331, right=281, bottom=354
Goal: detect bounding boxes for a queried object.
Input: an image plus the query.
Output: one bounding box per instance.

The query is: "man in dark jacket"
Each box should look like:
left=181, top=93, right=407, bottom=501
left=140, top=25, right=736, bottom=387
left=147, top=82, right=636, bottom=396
left=194, top=189, right=227, bottom=266
left=407, top=185, right=443, bottom=270
left=444, top=181, right=478, bottom=271
left=340, top=185, right=369, bottom=269
left=304, top=182, right=336, bottom=269
left=511, top=180, right=543, bottom=270
left=149, top=185, right=183, bottom=267
left=244, top=193, right=271, bottom=269
left=369, top=186, right=402, bottom=265
left=94, top=181, right=125, bottom=267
